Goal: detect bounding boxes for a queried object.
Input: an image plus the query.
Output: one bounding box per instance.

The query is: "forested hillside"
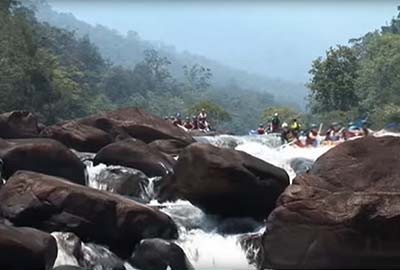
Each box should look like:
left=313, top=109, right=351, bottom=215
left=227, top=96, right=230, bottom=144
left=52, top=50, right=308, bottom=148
left=1, top=0, right=282, bottom=134
left=307, top=7, right=400, bottom=129
left=24, top=0, right=308, bottom=109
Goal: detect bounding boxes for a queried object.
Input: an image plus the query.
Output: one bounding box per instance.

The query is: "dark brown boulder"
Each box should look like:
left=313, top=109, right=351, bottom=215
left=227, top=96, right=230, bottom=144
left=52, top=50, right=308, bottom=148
left=79, top=107, right=194, bottom=144
left=41, top=121, right=112, bottom=153
left=94, top=138, right=176, bottom=177
left=159, top=142, right=289, bottom=219
left=128, top=238, right=193, bottom=270
left=0, top=138, right=86, bottom=184
left=0, top=111, right=41, bottom=139
left=148, top=139, right=190, bottom=156
left=0, top=171, right=178, bottom=258
left=262, top=136, right=400, bottom=269
left=0, top=224, right=57, bottom=270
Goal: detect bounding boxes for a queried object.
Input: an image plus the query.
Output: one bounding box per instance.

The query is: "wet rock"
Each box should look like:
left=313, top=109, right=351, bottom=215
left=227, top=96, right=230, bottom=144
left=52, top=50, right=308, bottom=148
left=159, top=142, right=289, bottom=219
left=94, top=138, right=175, bottom=177
left=41, top=121, right=112, bottom=153
left=262, top=136, right=400, bottom=269
left=79, top=107, right=194, bottom=144
left=0, top=111, right=41, bottom=139
left=0, top=171, right=179, bottom=259
left=0, top=224, right=57, bottom=270
left=80, top=243, right=126, bottom=270
left=289, top=157, right=314, bottom=175
left=128, top=238, right=193, bottom=270
left=0, top=138, right=86, bottom=184
left=52, top=232, right=126, bottom=270
left=91, top=165, right=149, bottom=199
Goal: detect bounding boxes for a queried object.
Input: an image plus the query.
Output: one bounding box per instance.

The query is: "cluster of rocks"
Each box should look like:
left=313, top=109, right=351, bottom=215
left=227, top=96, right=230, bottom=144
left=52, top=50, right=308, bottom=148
left=0, top=108, right=290, bottom=270
left=1, top=108, right=394, bottom=269
left=0, top=109, right=189, bottom=270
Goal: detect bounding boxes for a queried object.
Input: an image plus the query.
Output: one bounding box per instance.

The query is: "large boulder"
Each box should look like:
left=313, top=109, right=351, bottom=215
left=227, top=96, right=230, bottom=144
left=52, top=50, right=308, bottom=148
left=0, top=224, right=57, bottom=270
left=148, top=139, right=190, bottom=156
left=128, top=238, right=193, bottom=270
left=0, top=138, right=86, bottom=184
left=94, top=138, right=175, bottom=177
left=159, top=143, right=289, bottom=219
left=0, top=111, right=41, bottom=139
left=79, top=107, right=194, bottom=144
left=0, top=171, right=179, bottom=258
left=262, top=136, right=400, bottom=269
left=41, top=121, right=112, bottom=153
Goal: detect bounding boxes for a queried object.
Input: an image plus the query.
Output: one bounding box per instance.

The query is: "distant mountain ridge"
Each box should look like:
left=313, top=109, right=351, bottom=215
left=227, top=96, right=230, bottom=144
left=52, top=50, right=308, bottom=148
left=25, top=0, right=308, bottom=109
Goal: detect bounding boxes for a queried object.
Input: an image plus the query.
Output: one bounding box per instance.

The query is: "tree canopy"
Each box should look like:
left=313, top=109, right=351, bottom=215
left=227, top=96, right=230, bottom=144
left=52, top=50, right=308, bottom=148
left=307, top=6, right=400, bottom=130
left=0, top=2, right=276, bottom=133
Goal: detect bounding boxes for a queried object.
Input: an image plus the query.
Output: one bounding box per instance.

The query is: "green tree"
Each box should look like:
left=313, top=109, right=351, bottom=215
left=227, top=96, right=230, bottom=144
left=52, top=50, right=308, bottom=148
left=355, top=34, right=400, bottom=111
left=307, top=45, right=359, bottom=113
left=183, top=64, right=212, bottom=92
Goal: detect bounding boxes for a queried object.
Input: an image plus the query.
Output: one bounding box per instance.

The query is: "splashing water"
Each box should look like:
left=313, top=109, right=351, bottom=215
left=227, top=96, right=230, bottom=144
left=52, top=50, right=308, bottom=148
left=235, top=140, right=333, bottom=180
left=141, top=176, right=162, bottom=201
left=52, top=232, right=80, bottom=267
left=157, top=200, right=256, bottom=270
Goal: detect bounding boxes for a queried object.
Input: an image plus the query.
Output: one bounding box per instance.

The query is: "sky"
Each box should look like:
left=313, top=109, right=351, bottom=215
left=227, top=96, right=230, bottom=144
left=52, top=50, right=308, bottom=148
left=48, top=0, right=398, bottom=83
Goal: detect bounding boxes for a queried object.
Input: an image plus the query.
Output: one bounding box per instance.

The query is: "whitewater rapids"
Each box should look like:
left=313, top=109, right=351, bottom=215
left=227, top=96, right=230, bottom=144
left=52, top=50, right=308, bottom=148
left=57, top=132, right=399, bottom=269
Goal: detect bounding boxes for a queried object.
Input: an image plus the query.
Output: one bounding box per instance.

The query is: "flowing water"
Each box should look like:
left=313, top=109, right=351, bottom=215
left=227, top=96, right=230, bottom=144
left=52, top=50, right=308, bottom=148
left=58, top=132, right=396, bottom=269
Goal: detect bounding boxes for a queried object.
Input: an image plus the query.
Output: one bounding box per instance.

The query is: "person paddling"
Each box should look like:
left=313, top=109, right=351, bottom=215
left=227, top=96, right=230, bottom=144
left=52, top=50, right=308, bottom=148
left=257, top=124, right=265, bottom=135
left=290, top=118, right=301, bottom=138
left=306, top=124, right=319, bottom=147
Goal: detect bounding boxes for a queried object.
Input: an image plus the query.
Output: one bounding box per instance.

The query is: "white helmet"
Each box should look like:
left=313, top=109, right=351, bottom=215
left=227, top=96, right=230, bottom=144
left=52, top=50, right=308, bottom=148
left=274, top=113, right=278, bottom=116
left=282, top=122, right=288, bottom=128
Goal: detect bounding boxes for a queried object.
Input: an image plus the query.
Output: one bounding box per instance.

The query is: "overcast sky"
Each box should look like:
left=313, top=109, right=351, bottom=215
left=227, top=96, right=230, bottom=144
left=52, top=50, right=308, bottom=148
left=48, top=0, right=398, bottom=83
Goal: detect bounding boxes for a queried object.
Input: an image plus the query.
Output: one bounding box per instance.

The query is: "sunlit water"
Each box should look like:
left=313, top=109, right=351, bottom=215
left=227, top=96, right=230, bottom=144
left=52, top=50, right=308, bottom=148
left=56, top=131, right=398, bottom=269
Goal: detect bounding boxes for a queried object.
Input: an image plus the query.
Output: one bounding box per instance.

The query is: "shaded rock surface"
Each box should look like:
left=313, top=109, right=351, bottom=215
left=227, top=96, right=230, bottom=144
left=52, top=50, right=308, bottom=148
left=80, top=242, right=126, bottom=270
left=79, top=107, right=194, bottom=144
left=41, top=121, right=112, bottom=153
left=0, top=171, right=178, bottom=258
left=94, top=138, right=175, bottom=177
left=0, top=224, right=57, bottom=270
left=148, top=139, right=190, bottom=156
left=128, top=238, right=193, bottom=270
left=90, top=165, right=149, bottom=199
left=262, top=136, right=400, bottom=269
left=0, top=111, right=41, bottom=139
left=159, top=142, right=289, bottom=219
left=0, top=138, right=86, bottom=184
